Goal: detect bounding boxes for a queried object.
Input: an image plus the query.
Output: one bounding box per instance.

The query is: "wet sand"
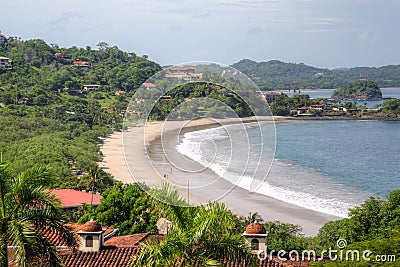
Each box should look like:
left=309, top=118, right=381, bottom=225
left=101, top=117, right=339, bottom=236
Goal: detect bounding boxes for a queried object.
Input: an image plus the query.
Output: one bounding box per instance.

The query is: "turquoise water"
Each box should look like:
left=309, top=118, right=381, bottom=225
left=177, top=120, right=400, bottom=217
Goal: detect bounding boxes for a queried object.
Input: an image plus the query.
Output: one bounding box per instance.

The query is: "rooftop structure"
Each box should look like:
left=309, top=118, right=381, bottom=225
left=0, top=31, right=5, bottom=44
left=72, top=60, right=90, bottom=69
left=0, top=56, right=12, bottom=70
left=49, top=189, right=102, bottom=208
left=243, top=222, right=268, bottom=254
left=83, top=84, right=101, bottom=91
left=261, top=91, right=280, bottom=102
left=8, top=220, right=318, bottom=266
left=165, top=66, right=203, bottom=81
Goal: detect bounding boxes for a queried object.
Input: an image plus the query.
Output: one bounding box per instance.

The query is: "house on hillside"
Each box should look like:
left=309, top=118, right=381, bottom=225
left=55, top=52, right=71, bottom=61
left=142, top=82, right=156, bottom=90
left=0, top=56, right=12, bottom=70
left=115, top=89, right=125, bottom=95
left=83, top=84, right=101, bottom=92
left=0, top=31, right=5, bottom=44
left=160, top=95, right=172, bottom=100
left=261, top=91, right=280, bottom=103
left=165, top=66, right=203, bottom=81
left=72, top=60, right=90, bottom=69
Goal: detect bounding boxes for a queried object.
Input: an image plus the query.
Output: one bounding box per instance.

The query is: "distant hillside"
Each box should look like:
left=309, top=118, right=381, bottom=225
left=231, top=59, right=400, bottom=90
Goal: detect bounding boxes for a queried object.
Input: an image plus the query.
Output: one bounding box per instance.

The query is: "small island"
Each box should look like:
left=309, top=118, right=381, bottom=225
left=331, top=80, right=383, bottom=100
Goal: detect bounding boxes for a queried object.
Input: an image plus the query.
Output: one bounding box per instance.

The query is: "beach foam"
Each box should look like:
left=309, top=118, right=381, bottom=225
left=176, top=123, right=366, bottom=218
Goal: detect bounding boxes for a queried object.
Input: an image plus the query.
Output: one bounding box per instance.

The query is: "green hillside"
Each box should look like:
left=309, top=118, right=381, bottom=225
left=0, top=36, right=160, bottom=189
left=232, top=59, right=400, bottom=90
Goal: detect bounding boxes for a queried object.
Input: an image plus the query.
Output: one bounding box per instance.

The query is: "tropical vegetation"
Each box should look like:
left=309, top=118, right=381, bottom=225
left=0, top=162, right=76, bottom=266
left=1, top=34, right=400, bottom=266
left=331, top=80, right=382, bottom=100
left=0, top=36, right=159, bottom=189
left=130, top=184, right=257, bottom=266
left=232, top=59, right=400, bottom=90
left=78, top=182, right=158, bottom=235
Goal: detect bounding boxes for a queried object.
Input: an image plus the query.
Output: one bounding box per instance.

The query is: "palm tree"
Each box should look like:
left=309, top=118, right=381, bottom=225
left=242, top=212, right=264, bottom=226
left=0, top=162, right=76, bottom=266
left=130, top=184, right=257, bottom=267
left=88, top=165, right=100, bottom=207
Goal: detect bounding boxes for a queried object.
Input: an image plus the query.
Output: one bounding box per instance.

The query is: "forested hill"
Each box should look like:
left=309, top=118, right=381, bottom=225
left=231, top=59, right=400, bottom=90
left=0, top=36, right=160, bottom=189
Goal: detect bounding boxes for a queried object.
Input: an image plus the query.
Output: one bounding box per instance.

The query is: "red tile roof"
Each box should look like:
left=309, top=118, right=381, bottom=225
left=49, top=189, right=102, bottom=208
left=61, top=247, right=139, bottom=267
left=297, top=106, right=310, bottom=110
left=38, top=223, right=116, bottom=247
left=104, top=233, right=150, bottom=247
left=72, top=61, right=90, bottom=66
left=27, top=223, right=319, bottom=267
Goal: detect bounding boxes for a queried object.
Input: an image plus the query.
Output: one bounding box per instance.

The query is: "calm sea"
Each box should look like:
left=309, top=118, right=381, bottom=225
left=176, top=119, right=400, bottom=218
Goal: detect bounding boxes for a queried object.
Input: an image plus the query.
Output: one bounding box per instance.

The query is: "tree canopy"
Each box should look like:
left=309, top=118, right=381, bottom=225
left=331, top=80, right=382, bottom=100
left=232, top=59, right=400, bottom=90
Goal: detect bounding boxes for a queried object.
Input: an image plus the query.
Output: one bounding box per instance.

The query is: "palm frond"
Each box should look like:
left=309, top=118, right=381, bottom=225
left=131, top=236, right=186, bottom=266
left=7, top=220, right=36, bottom=267
left=0, top=162, right=13, bottom=218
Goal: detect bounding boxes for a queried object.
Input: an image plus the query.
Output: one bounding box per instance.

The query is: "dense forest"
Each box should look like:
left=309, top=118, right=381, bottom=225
left=232, top=59, right=400, bottom=90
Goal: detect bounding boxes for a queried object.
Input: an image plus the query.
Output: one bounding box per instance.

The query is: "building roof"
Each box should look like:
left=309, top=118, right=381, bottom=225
left=38, top=223, right=116, bottom=247
left=104, top=233, right=151, bottom=247
left=59, top=247, right=139, bottom=267
left=297, top=106, right=310, bottom=110
left=142, top=82, right=155, bottom=87
left=18, top=222, right=317, bottom=267
left=169, top=66, right=195, bottom=72
left=72, top=61, right=90, bottom=66
left=81, top=221, right=103, bottom=232
left=49, top=189, right=102, bottom=208
left=245, top=222, right=267, bottom=235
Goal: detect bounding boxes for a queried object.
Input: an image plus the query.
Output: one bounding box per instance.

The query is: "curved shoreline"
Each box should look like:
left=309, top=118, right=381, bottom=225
left=100, top=117, right=340, bottom=236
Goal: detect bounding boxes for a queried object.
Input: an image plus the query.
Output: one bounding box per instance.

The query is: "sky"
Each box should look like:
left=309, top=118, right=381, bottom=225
left=1, top=0, right=399, bottom=69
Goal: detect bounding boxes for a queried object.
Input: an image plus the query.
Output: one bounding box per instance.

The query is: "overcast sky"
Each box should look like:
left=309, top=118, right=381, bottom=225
left=1, top=0, right=399, bottom=68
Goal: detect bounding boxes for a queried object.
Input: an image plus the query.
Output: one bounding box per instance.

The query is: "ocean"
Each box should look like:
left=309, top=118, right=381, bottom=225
left=175, top=119, right=400, bottom=218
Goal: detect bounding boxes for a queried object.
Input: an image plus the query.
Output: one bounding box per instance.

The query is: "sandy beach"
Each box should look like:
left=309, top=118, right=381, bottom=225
left=101, top=117, right=339, bottom=236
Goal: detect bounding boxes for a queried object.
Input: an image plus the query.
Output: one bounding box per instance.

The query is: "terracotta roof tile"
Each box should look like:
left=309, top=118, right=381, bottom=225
left=104, top=233, right=150, bottom=247
left=49, top=189, right=102, bottom=208
left=38, top=223, right=115, bottom=247
left=58, top=247, right=139, bottom=267
left=245, top=222, right=267, bottom=234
